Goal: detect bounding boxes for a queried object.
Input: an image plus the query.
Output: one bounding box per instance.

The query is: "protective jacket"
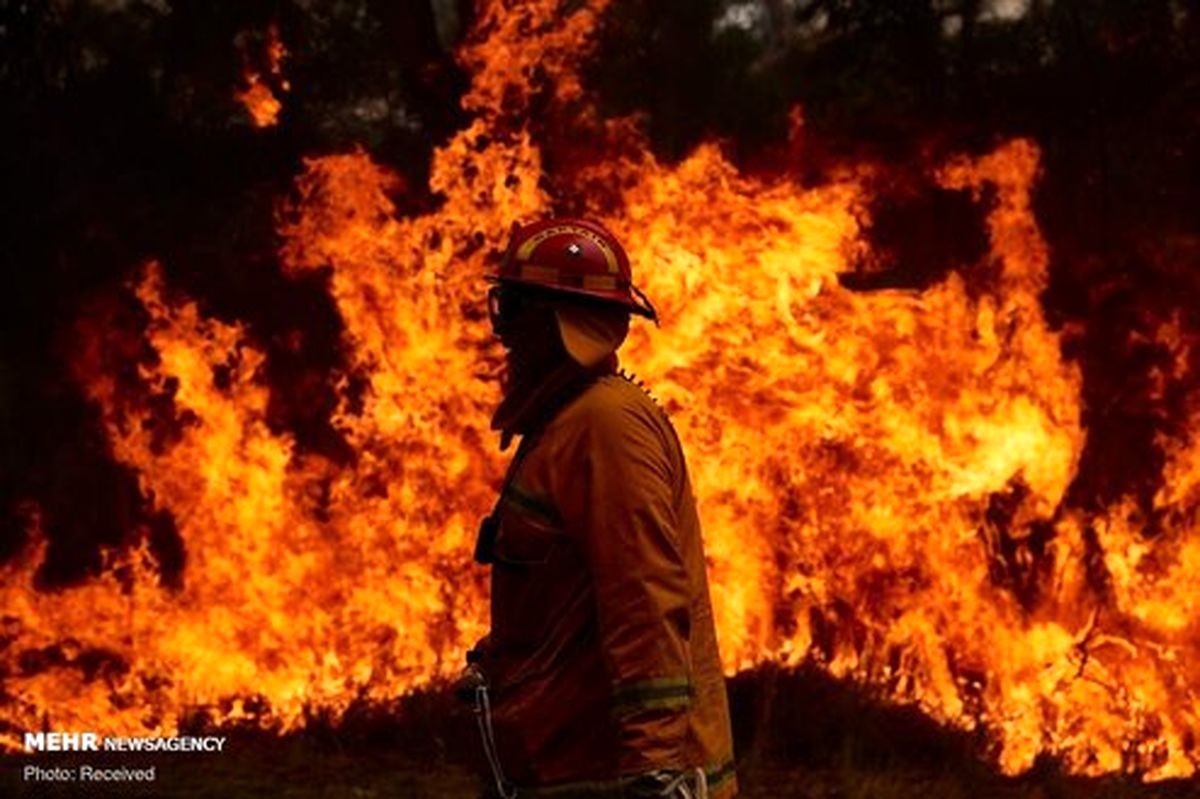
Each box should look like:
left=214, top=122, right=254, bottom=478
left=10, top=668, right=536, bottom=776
left=474, top=370, right=737, bottom=798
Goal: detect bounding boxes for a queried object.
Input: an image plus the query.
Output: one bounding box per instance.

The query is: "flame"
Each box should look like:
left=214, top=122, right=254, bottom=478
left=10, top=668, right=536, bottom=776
left=236, top=24, right=288, bottom=128
left=2, top=0, right=1197, bottom=783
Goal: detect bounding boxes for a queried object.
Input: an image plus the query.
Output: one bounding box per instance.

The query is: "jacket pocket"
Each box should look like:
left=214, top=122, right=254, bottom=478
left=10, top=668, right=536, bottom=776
left=492, top=482, right=563, bottom=567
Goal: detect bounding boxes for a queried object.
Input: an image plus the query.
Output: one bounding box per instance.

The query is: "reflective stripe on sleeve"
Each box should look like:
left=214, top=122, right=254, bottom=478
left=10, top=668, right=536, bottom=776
left=610, top=676, right=693, bottom=717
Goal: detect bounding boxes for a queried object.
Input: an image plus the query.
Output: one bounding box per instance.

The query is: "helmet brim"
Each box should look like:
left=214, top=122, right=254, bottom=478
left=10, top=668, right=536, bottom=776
left=485, top=275, right=658, bottom=320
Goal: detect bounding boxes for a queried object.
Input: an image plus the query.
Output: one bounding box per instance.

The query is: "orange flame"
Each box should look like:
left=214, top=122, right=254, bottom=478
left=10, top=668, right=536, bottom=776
left=2, top=0, right=1197, bottom=783
left=236, top=24, right=288, bottom=128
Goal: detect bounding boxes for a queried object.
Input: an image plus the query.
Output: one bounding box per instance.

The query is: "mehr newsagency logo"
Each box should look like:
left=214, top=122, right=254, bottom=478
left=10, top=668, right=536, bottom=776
left=19, top=731, right=228, bottom=784
left=24, top=731, right=227, bottom=753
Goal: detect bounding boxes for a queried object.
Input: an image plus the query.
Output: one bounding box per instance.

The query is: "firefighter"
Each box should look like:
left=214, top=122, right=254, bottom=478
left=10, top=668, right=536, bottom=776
left=463, top=219, right=737, bottom=798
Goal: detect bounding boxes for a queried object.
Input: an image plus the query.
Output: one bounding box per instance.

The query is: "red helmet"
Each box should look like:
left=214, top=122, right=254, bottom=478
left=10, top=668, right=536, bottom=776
left=491, top=218, right=658, bottom=321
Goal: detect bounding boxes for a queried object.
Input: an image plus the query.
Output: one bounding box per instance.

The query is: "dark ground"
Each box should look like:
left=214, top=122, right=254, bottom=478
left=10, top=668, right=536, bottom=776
left=4, top=751, right=1196, bottom=799
left=3, top=668, right=1197, bottom=798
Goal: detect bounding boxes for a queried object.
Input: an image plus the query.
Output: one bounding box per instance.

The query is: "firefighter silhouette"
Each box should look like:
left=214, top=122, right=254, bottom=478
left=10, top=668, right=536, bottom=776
left=462, top=219, right=737, bottom=798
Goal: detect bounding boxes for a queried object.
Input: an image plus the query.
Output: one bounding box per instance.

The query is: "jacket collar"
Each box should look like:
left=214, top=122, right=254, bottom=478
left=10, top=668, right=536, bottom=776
left=491, top=354, right=617, bottom=451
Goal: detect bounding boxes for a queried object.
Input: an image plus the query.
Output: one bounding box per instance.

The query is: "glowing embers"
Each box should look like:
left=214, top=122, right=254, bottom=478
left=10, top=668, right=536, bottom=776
left=236, top=23, right=289, bottom=128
